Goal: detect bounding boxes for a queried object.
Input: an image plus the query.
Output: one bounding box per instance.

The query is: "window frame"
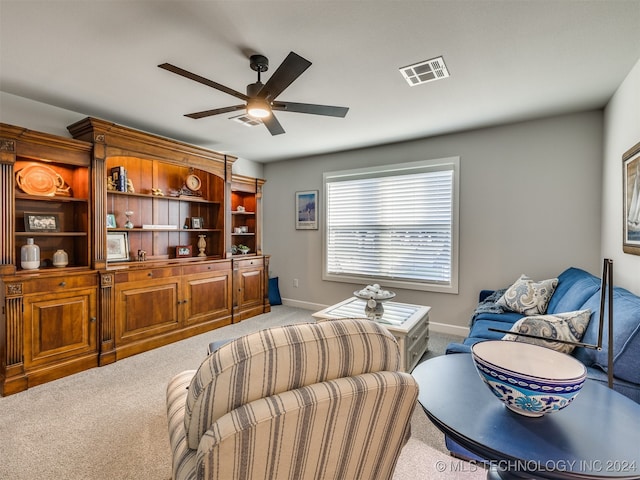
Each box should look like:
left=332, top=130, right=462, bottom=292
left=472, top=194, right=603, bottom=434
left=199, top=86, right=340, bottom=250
left=322, top=157, right=459, bottom=294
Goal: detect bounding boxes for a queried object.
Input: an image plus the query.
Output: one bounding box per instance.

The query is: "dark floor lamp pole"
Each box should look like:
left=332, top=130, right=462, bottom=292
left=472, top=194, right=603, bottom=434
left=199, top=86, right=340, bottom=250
left=599, top=258, right=614, bottom=389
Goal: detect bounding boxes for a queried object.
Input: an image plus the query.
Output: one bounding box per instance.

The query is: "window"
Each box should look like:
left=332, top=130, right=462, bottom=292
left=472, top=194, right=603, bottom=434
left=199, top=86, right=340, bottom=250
left=323, top=157, right=459, bottom=293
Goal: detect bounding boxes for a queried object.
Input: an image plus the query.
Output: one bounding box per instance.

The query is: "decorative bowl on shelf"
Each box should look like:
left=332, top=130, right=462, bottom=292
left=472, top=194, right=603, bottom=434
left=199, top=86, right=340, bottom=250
left=353, top=284, right=396, bottom=320
left=237, top=245, right=250, bottom=254
left=471, top=340, right=587, bottom=417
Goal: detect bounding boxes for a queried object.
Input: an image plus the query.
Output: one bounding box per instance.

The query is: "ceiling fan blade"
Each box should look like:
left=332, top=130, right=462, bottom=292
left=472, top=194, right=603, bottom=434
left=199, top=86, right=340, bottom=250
left=262, top=113, right=285, bottom=136
left=185, top=105, right=245, bottom=119
left=272, top=101, right=349, bottom=118
left=159, top=63, right=249, bottom=102
left=257, top=52, right=312, bottom=101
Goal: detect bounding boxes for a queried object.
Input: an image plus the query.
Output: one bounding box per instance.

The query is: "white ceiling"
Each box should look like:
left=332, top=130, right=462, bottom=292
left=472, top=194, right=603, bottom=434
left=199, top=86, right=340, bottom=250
left=1, top=1, right=639, bottom=163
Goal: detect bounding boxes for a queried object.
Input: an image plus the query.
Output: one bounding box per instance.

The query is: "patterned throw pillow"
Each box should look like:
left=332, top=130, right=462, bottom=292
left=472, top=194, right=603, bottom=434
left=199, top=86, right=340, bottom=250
left=496, top=274, right=558, bottom=315
left=502, top=309, right=592, bottom=354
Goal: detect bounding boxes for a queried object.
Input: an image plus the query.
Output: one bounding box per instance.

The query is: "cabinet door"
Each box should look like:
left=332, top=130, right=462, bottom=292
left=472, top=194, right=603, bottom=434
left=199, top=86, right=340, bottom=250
left=23, top=287, right=97, bottom=368
left=234, top=266, right=265, bottom=321
left=115, top=278, right=180, bottom=345
left=183, top=271, right=232, bottom=325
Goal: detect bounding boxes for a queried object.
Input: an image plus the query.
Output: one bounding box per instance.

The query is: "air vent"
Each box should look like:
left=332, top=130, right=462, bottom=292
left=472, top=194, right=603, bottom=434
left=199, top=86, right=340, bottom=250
left=399, top=56, right=450, bottom=86
left=232, top=115, right=262, bottom=127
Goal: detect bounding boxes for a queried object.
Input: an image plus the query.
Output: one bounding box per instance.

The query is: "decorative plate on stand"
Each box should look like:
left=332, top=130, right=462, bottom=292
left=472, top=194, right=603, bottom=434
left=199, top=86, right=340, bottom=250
left=16, top=164, right=63, bottom=196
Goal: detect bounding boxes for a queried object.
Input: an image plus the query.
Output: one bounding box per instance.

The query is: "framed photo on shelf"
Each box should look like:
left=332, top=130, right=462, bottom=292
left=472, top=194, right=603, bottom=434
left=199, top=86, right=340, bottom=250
left=107, top=232, right=129, bottom=262
left=106, top=213, right=117, bottom=228
left=295, top=190, right=318, bottom=230
left=623, top=140, right=640, bottom=255
left=175, top=245, right=193, bottom=258
left=24, top=212, right=60, bottom=232
left=191, top=217, right=204, bottom=229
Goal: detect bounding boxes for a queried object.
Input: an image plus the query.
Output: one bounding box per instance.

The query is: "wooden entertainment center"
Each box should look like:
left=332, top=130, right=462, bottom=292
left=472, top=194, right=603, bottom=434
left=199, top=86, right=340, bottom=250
left=0, top=118, right=270, bottom=395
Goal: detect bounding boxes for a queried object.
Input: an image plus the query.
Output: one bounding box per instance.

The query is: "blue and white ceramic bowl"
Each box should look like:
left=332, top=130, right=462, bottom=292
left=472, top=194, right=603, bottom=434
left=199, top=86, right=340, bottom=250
left=471, top=340, right=587, bottom=417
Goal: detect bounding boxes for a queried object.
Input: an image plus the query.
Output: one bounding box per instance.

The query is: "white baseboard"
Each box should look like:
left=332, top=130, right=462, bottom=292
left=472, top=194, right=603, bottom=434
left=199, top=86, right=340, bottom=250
left=282, top=298, right=470, bottom=338
left=281, top=298, right=327, bottom=311
left=429, top=321, right=469, bottom=338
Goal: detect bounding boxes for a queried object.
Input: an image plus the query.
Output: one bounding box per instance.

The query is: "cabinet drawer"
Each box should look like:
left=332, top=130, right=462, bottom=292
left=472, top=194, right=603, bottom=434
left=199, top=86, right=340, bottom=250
left=115, top=266, right=181, bottom=283
left=406, top=318, right=429, bottom=351
left=234, top=257, right=263, bottom=269
left=21, top=272, right=98, bottom=295
left=405, top=319, right=429, bottom=371
left=182, top=260, right=231, bottom=275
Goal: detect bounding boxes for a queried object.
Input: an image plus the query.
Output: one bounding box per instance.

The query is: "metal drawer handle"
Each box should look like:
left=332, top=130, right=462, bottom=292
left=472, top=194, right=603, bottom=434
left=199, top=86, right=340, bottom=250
left=59, top=281, right=66, bottom=287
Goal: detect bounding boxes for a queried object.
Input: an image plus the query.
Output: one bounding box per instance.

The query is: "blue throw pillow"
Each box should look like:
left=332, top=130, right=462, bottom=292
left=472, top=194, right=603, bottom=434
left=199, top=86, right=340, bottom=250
left=268, top=277, right=282, bottom=305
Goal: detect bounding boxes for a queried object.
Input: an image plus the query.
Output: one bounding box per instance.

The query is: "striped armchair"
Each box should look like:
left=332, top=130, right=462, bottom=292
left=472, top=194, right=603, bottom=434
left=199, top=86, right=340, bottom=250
left=166, top=319, right=419, bottom=480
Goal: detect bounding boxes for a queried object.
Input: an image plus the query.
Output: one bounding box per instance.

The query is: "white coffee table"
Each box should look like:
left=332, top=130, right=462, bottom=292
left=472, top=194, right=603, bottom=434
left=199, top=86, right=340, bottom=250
left=312, top=297, right=430, bottom=372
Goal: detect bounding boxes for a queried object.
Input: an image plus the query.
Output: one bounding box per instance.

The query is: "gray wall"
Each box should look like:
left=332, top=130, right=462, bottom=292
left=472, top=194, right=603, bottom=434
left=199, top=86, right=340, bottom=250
left=603, top=57, right=640, bottom=295
left=264, top=111, right=604, bottom=334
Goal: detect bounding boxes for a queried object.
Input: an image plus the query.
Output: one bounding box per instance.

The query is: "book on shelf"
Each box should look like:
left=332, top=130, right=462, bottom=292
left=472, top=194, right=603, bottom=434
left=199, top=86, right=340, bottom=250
left=110, top=166, right=127, bottom=192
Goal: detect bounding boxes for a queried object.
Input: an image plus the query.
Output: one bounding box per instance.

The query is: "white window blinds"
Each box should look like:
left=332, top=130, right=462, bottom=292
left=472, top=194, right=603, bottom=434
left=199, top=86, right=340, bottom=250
left=323, top=158, right=459, bottom=293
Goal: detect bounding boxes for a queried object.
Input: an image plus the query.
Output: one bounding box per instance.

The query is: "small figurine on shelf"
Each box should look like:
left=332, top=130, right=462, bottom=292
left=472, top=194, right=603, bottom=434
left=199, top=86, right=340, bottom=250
left=197, top=235, right=207, bottom=257
left=107, top=175, right=116, bottom=191
left=151, top=187, right=164, bottom=196
left=124, top=210, right=134, bottom=229
left=126, top=179, right=135, bottom=193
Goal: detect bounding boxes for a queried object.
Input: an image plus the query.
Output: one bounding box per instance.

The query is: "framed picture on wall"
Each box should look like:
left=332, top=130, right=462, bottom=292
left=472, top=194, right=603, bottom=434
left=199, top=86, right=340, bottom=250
left=623, top=140, right=640, bottom=256
left=296, top=190, right=318, bottom=230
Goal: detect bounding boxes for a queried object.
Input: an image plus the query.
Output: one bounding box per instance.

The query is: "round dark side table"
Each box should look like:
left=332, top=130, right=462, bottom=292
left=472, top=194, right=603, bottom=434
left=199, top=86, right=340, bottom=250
left=412, top=354, right=640, bottom=480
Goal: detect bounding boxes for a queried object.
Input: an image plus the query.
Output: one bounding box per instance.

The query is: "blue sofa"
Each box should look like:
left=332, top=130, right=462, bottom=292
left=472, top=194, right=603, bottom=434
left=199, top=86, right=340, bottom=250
left=446, top=267, right=640, bottom=404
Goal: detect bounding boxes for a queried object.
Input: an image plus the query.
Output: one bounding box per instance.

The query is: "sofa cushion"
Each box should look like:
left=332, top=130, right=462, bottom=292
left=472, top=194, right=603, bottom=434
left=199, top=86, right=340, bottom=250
left=547, top=267, right=601, bottom=314
left=473, top=311, right=525, bottom=326
left=574, top=287, right=640, bottom=385
left=470, top=319, right=523, bottom=340
left=496, top=274, right=558, bottom=315
left=502, top=309, right=591, bottom=354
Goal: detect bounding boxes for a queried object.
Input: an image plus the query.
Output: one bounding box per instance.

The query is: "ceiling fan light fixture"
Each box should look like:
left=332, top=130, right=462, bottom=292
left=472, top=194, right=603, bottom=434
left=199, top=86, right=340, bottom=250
left=247, top=98, right=271, bottom=118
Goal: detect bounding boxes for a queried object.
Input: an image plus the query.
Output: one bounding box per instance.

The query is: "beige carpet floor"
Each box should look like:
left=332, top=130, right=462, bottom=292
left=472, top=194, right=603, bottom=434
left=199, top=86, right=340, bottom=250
left=0, top=305, right=486, bottom=479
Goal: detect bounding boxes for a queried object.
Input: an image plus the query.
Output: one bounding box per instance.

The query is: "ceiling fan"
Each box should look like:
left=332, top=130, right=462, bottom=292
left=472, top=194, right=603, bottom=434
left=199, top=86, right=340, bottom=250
left=158, top=52, right=349, bottom=136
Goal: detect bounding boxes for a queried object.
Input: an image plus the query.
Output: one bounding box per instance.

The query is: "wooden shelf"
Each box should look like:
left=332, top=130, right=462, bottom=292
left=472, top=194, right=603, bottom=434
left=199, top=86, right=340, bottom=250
left=107, top=190, right=220, bottom=205
left=16, top=193, right=88, bottom=203
left=17, top=232, right=87, bottom=237
left=107, top=228, right=222, bottom=233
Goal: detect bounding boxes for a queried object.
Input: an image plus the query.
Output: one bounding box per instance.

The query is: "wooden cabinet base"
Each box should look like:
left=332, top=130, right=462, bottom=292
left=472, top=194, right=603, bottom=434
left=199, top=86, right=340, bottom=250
left=113, top=315, right=232, bottom=361
left=0, top=257, right=269, bottom=396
